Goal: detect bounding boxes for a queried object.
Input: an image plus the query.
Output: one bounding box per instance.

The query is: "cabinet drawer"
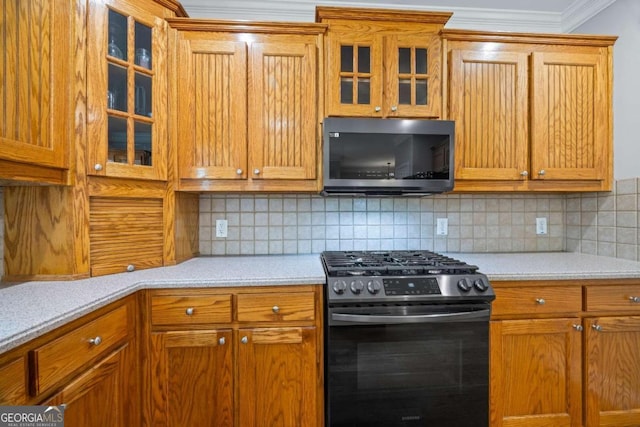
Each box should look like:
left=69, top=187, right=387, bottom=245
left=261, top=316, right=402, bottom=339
left=492, top=286, right=582, bottom=316
left=0, top=357, right=26, bottom=405
left=236, top=292, right=315, bottom=322
left=31, top=304, right=130, bottom=395
left=151, top=294, right=232, bottom=326
left=585, top=285, right=640, bottom=312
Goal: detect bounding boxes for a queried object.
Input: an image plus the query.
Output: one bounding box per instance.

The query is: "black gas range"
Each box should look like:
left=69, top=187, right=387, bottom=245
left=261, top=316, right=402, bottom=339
left=321, top=250, right=495, bottom=304
left=321, top=250, right=495, bottom=427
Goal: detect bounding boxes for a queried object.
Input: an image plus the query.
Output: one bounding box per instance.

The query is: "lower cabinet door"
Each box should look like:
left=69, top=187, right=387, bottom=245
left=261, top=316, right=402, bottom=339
left=490, top=318, right=582, bottom=427
left=585, top=316, right=640, bottom=427
left=44, top=344, right=134, bottom=427
left=237, top=327, right=317, bottom=427
left=149, top=329, right=233, bottom=427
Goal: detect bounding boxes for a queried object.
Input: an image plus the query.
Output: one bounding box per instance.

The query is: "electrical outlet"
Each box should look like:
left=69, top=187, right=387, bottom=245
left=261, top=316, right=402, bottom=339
left=436, top=218, right=448, bottom=236
left=536, top=217, right=548, bottom=235
left=216, top=219, right=228, bottom=238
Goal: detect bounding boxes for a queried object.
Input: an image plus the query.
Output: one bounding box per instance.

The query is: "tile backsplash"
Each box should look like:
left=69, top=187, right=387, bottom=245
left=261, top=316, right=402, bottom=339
left=567, top=178, right=640, bottom=261
left=199, top=193, right=566, bottom=255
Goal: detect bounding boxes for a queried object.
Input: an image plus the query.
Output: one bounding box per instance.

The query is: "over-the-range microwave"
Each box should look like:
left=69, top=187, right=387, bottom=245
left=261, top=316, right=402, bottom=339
left=321, top=117, right=455, bottom=196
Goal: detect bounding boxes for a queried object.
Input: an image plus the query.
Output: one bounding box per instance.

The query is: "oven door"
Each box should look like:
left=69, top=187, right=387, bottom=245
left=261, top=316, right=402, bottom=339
left=326, top=303, right=490, bottom=427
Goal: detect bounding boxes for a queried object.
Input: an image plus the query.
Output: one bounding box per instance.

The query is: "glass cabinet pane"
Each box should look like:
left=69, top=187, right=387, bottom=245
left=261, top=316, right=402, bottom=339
left=357, top=46, right=370, bottom=73
left=108, top=116, right=128, bottom=163
left=416, top=79, right=428, bottom=105
left=357, top=79, right=370, bottom=104
left=107, top=10, right=127, bottom=61
left=399, top=79, right=411, bottom=105
left=107, top=63, right=127, bottom=111
left=340, top=78, right=353, bottom=104
left=134, top=73, right=152, bottom=117
left=134, top=122, right=152, bottom=166
left=340, top=45, right=353, bottom=73
left=134, top=22, right=152, bottom=69
left=399, top=48, right=411, bottom=74
left=416, top=48, right=428, bottom=74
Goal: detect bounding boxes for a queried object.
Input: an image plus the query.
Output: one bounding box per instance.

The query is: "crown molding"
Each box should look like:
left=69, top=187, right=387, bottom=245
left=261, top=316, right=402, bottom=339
left=562, top=0, right=617, bottom=32
left=180, top=0, right=615, bottom=33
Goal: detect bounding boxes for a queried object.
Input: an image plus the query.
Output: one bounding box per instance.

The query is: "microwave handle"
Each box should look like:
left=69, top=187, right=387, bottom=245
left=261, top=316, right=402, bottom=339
left=330, top=308, right=490, bottom=325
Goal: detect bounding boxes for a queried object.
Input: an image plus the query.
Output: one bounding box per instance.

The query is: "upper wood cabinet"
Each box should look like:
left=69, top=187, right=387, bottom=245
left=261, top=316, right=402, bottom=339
left=316, top=7, right=450, bottom=118
left=86, top=0, right=170, bottom=181
left=169, top=20, right=325, bottom=192
left=444, top=31, right=616, bottom=192
left=0, top=0, right=73, bottom=184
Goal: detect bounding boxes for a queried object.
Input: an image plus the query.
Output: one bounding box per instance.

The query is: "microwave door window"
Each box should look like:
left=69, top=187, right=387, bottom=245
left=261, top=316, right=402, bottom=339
left=328, top=133, right=450, bottom=180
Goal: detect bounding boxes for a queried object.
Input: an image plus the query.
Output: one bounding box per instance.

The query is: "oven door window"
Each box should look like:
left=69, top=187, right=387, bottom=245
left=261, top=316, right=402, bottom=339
left=327, top=318, right=488, bottom=427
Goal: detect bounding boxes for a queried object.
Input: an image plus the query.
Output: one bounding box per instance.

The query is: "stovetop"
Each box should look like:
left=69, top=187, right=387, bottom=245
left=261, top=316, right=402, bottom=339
left=322, top=250, right=479, bottom=276
left=321, top=250, right=494, bottom=303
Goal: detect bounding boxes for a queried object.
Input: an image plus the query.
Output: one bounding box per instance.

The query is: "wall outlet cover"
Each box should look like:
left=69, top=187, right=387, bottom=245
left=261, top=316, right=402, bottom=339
left=216, top=219, right=228, bottom=238
left=536, top=217, right=548, bottom=235
left=436, top=218, right=448, bottom=236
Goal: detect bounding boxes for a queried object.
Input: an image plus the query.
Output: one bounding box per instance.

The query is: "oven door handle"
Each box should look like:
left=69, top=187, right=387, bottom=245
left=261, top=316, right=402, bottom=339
left=330, top=308, right=491, bottom=324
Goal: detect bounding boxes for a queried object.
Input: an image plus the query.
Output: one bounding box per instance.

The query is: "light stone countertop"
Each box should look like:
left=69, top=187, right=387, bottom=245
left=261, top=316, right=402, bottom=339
left=3, top=252, right=640, bottom=354
left=0, top=255, right=325, bottom=354
left=445, top=252, right=640, bottom=281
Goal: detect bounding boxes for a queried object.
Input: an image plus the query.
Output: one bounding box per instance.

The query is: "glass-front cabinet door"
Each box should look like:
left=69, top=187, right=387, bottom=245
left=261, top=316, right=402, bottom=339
left=87, top=0, right=167, bottom=180
left=385, top=34, right=442, bottom=118
left=327, top=34, right=383, bottom=117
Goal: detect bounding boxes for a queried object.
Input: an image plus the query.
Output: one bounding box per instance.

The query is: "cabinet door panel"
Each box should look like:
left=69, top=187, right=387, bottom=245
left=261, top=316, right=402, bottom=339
left=237, top=327, right=317, bottom=427
left=177, top=39, right=247, bottom=179
left=248, top=41, right=317, bottom=180
left=326, top=33, right=383, bottom=117
left=385, top=34, right=441, bottom=118
left=490, top=318, right=582, bottom=427
left=150, top=330, right=233, bottom=427
left=585, top=316, right=640, bottom=427
left=44, top=345, right=131, bottom=427
left=449, top=49, right=529, bottom=181
left=531, top=51, right=608, bottom=181
left=0, top=0, right=70, bottom=171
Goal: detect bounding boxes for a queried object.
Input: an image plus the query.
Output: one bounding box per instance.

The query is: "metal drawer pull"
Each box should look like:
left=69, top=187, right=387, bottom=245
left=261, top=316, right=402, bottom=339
left=185, top=307, right=194, bottom=316
left=629, top=296, right=640, bottom=303
left=535, top=298, right=545, bottom=305
left=592, top=324, right=603, bottom=332
left=272, top=305, right=280, bottom=314
left=572, top=324, right=583, bottom=331
left=218, top=337, right=226, bottom=345
left=89, top=336, right=102, bottom=346
left=241, top=336, right=248, bottom=344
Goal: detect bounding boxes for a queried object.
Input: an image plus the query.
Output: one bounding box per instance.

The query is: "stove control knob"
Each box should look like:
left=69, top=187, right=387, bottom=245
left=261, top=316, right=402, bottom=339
left=474, top=278, right=489, bottom=292
left=367, top=280, right=382, bottom=294
left=351, top=280, right=365, bottom=294
left=332, top=280, right=347, bottom=295
left=457, top=278, right=472, bottom=292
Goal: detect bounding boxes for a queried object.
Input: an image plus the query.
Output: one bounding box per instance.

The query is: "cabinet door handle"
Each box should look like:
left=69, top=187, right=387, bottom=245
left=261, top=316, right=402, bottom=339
left=572, top=324, right=583, bottom=331
left=535, top=298, right=545, bottom=305
left=374, top=106, right=381, bottom=112
left=185, top=307, right=194, bottom=316
left=218, top=337, right=226, bottom=345
left=390, top=105, right=398, bottom=112
left=629, top=296, right=640, bottom=303
left=272, top=305, right=280, bottom=314
left=253, top=168, right=260, bottom=175
left=236, top=168, right=243, bottom=175
left=520, top=171, right=529, bottom=177
left=89, top=336, right=102, bottom=346
left=538, top=169, right=546, bottom=176
left=126, top=264, right=135, bottom=272
left=241, top=336, right=248, bottom=344
left=94, top=163, right=103, bottom=171
left=592, top=324, right=603, bottom=332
